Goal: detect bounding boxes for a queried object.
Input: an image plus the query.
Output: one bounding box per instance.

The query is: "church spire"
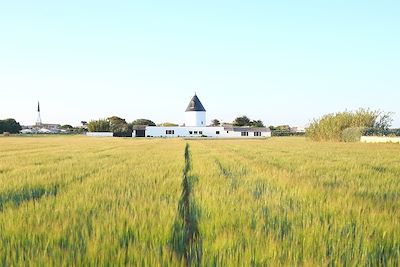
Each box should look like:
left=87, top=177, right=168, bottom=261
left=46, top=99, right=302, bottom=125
left=36, top=101, right=42, bottom=126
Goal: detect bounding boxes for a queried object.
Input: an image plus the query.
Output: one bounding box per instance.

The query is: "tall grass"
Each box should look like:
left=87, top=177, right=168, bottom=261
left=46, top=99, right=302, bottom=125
left=306, top=108, right=380, bottom=141
left=0, top=136, right=399, bottom=265
left=190, top=137, right=400, bottom=265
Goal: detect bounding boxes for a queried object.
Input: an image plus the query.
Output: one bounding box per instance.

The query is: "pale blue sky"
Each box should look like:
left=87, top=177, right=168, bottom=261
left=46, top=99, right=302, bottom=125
left=1, top=1, right=399, bottom=127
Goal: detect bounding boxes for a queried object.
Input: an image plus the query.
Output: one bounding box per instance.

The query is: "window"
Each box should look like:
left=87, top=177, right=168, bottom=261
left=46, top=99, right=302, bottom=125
left=254, top=132, right=262, bottom=136
left=166, top=130, right=175, bottom=135
left=216, top=131, right=220, bottom=135
left=189, top=131, right=193, bottom=134
left=241, top=132, right=249, bottom=137
left=194, top=131, right=198, bottom=134
left=199, top=131, right=203, bottom=135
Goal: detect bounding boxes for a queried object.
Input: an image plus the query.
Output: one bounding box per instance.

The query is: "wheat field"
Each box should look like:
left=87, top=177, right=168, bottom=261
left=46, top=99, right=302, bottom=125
left=0, top=136, right=399, bottom=266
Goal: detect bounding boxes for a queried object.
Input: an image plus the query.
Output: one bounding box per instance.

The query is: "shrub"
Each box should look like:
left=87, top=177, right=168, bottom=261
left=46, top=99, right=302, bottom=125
left=306, top=109, right=392, bottom=142
left=272, top=131, right=305, bottom=137
left=88, top=119, right=110, bottom=132
left=341, top=127, right=365, bottom=142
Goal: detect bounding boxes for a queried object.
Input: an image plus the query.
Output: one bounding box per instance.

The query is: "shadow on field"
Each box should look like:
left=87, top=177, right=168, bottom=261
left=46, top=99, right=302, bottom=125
left=215, top=158, right=247, bottom=190
left=169, top=144, right=202, bottom=266
left=0, top=184, right=60, bottom=211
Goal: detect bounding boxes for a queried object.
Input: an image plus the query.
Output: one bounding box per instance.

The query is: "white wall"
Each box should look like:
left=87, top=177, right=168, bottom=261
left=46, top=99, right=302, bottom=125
left=86, top=132, right=113, bottom=137
left=185, top=111, right=206, bottom=127
left=360, top=136, right=400, bottom=143
left=219, top=130, right=271, bottom=138
left=136, top=126, right=271, bottom=138
left=143, top=126, right=221, bottom=138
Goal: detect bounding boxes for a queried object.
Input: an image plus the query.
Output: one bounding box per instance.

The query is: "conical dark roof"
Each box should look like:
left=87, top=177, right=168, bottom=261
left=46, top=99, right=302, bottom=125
left=185, top=94, right=206, bottom=112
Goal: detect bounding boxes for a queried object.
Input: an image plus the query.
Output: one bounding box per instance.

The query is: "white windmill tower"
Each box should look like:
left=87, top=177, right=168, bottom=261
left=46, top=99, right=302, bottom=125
left=185, top=93, right=206, bottom=127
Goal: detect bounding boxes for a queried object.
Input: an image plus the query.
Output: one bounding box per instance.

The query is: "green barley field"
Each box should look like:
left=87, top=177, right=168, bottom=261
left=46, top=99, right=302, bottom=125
left=0, top=136, right=399, bottom=266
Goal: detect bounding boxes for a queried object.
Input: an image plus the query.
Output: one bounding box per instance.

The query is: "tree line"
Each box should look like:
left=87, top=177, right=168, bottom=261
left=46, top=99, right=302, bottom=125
left=88, top=117, right=158, bottom=136
left=210, top=116, right=265, bottom=127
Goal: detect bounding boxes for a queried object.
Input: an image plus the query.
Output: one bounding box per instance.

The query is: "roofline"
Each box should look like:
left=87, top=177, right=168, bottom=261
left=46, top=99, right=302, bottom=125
left=223, top=127, right=271, bottom=132
left=185, top=94, right=206, bottom=112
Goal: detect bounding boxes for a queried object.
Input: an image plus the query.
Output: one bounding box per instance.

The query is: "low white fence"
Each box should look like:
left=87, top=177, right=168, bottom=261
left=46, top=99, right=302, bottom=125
left=86, top=132, right=113, bottom=137
left=360, top=136, right=400, bottom=144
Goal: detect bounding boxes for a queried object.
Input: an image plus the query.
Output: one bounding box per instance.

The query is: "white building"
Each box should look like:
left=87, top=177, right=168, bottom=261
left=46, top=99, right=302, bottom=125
left=132, top=94, right=271, bottom=138
left=290, top=126, right=306, bottom=133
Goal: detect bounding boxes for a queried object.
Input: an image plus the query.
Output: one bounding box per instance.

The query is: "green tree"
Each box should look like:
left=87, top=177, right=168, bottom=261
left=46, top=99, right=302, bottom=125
left=375, top=111, right=394, bottom=130
left=107, top=116, right=129, bottom=134
left=249, top=120, right=265, bottom=127
left=275, top=125, right=291, bottom=131
left=158, top=122, right=179, bottom=127
left=211, top=119, right=221, bottom=126
left=233, top=116, right=264, bottom=127
left=131, top=119, right=156, bottom=126
left=233, top=116, right=251, bottom=126
left=0, top=118, right=22, bottom=134
left=88, top=119, right=110, bottom=132
left=61, top=124, right=73, bottom=130
left=72, top=127, right=87, bottom=134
